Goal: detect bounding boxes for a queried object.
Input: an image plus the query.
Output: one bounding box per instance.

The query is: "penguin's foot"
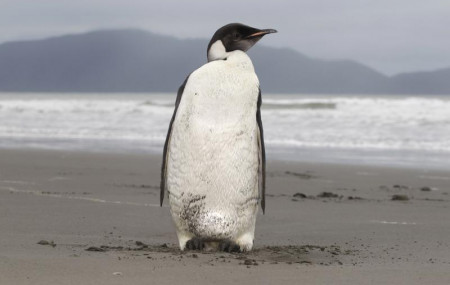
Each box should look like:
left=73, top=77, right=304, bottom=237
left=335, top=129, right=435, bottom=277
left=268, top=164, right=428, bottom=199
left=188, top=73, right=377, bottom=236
left=218, top=240, right=241, bottom=253
left=185, top=237, right=205, bottom=251
left=235, top=232, right=254, bottom=252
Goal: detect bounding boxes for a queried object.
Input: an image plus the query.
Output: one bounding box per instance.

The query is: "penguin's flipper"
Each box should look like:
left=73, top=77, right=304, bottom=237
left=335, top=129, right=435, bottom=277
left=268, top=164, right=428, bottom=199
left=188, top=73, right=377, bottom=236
left=256, top=88, right=266, bottom=213
left=160, top=75, right=190, bottom=206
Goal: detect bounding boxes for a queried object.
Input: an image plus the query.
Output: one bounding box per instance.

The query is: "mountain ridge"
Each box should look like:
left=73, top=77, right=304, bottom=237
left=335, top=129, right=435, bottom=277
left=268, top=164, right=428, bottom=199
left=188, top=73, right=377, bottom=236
left=0, top=29, right=448, bottom=94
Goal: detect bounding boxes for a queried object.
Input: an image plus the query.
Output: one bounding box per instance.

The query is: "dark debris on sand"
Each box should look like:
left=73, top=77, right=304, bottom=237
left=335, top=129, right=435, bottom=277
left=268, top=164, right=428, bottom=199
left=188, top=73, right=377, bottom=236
left=291, top=192, right=366, bottom=202
left=393, top=184, right=410, bottom=190
left=392, top=194, right=410, bottom=201
left=85, top=246, right=106, bottom=252
left=85, top=242, right=171, bottom=253
left=112, top=183, right=159, bottom=190
left=284, top=171, right=316, bottom=179
left=80, top=241, right=357, bottom=266
left=135, top=241, right=149, bottom=248
left=380, top=185, right=412, bottom=191
left=347, top=196, right=364, bottom=200
left=37, top=240, right=56, bottom=247
left=247, top=245, right=354, bottom=266
left=317, top=192, right=341, bottom=198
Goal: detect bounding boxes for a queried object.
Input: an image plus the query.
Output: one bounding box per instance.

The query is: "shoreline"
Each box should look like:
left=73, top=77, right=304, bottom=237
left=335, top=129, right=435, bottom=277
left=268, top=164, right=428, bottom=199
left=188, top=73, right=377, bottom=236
left=1, top=148, right=449, bottom=284
left=1, top=139, right=450, bottom=172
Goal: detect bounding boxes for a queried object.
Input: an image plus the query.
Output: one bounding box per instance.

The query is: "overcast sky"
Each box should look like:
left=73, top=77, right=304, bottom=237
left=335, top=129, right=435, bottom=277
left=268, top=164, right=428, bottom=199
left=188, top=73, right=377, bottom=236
left=1, top=0, right=449, bottom=75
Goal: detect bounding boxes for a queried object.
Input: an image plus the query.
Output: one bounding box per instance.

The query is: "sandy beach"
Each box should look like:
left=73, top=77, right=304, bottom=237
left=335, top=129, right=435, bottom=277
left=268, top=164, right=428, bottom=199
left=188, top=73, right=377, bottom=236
left=1, top=148, right=449, bottom=284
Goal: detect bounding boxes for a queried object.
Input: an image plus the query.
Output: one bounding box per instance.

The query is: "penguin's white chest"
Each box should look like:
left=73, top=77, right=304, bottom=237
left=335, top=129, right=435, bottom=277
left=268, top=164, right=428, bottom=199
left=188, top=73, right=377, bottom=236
left=167, top=51, right=260, bottom=241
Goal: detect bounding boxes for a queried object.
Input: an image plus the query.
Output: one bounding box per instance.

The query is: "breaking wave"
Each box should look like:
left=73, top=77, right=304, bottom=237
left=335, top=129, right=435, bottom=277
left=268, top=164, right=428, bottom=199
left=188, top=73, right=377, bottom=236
left=1, top=93, right=450, bottom=156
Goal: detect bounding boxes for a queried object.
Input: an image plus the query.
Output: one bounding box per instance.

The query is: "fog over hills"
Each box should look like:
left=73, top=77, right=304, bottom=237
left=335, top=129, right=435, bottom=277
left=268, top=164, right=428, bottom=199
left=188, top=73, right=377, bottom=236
left=0, top=29, right=448, bottom=94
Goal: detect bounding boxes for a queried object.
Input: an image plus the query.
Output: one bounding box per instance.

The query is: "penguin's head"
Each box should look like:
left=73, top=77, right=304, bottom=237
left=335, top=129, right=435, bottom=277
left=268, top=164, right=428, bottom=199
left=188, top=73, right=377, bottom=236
left=207, top=23, right=277, bottom=62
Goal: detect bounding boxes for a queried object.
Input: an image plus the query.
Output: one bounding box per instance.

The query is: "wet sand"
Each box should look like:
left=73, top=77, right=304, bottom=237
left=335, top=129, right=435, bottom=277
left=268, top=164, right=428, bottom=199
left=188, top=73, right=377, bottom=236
left=0, top=149, right=449, bottom=284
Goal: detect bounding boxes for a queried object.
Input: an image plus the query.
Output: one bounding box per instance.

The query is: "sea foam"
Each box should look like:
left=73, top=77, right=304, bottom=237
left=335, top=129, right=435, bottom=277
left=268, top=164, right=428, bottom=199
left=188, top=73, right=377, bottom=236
left=1, top=93, right=449, bottom=168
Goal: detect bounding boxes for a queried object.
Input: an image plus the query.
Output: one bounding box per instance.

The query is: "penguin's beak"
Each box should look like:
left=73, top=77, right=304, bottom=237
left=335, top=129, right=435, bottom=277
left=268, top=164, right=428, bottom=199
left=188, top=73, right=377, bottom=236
left=246, top=29, right=277, bottom=39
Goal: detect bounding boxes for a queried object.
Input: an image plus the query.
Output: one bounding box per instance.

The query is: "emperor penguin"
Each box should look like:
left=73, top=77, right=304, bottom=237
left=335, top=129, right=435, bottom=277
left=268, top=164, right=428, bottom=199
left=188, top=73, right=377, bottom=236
left=160, top=23, right=277, bottom=252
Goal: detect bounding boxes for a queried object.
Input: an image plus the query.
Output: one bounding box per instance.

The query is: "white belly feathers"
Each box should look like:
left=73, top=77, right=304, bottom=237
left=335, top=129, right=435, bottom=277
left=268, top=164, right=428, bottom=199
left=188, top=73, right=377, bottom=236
left=167, top=51, right=260, bottom=240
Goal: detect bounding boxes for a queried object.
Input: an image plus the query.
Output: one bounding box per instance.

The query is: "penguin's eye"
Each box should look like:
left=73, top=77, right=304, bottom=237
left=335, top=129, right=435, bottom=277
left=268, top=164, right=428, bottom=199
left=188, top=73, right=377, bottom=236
left=233, top=33, right=241, bottom=40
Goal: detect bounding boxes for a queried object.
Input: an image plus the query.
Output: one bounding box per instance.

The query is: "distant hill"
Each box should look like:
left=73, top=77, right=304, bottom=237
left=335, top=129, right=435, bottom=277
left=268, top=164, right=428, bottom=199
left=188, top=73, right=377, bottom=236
left=0, top=29, right=448, bottom=94
left=389, top=68, right=450, bottom=94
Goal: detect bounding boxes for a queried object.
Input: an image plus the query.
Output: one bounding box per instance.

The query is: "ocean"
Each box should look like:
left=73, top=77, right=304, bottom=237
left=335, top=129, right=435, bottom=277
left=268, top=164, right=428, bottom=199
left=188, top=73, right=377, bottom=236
left=1, top=92, right=449, bottom=170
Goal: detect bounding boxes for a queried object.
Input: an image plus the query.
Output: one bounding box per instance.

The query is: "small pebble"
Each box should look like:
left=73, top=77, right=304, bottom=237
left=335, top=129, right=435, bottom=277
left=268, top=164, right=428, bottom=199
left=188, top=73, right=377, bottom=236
left=135, top=241, right=147, bottom=247
left=243, top=259, right=253, bottom=265
left=85, top=246, right=106, bottom=252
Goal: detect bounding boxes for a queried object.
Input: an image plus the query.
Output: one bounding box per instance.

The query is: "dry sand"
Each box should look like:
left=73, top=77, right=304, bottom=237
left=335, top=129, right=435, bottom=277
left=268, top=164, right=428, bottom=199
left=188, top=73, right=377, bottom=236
left=0, top=149, right=449, bottom=284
